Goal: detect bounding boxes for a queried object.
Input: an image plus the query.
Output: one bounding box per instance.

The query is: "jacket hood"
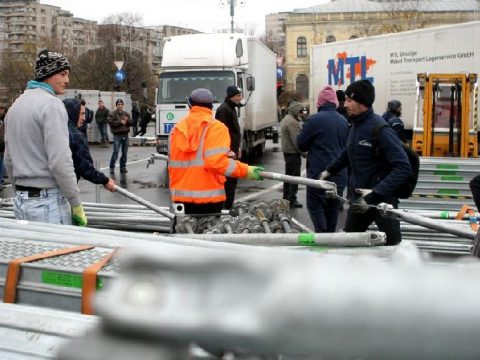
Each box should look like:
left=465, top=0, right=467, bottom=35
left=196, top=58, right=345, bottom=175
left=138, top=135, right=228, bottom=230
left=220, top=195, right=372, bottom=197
left=175, top=106, right=213, bottom=152
left=288, top=102, right=305, bottom=119
left=63, top=98, right=81, bottom=127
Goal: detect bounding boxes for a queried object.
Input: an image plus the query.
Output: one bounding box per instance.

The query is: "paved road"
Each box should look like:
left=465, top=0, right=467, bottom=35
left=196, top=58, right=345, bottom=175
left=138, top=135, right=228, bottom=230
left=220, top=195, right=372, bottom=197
left=1, top=123, right=323, bottom=231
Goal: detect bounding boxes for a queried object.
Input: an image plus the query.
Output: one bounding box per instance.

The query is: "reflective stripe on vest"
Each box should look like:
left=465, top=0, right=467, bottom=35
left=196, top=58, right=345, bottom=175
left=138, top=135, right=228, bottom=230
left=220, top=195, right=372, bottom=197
left=224, top=158, right=236, bottom=177
left=169, top=125, right=208, bottom=168
left=171, top=188, right=225, bottom=198
left=205, top=146, right=229, bottom=158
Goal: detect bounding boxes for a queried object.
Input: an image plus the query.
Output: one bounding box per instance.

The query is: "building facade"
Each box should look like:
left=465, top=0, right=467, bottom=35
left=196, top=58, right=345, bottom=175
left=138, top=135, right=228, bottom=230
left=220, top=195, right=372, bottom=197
left=272, top=0, right=480, bottom=98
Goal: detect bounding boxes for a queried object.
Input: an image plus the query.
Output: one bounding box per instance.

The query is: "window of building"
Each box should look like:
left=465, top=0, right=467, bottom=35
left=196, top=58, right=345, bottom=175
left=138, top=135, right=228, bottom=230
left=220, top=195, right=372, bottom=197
left=326, top=35, right=336, bottom=43
left=297, top=36, right=307, bottom=58
left=296, top=74, right=309, bottom=99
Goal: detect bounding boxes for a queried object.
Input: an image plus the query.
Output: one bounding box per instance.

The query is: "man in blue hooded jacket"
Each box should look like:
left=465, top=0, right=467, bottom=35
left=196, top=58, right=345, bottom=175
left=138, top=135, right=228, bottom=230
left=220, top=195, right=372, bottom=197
left=320, top=80, right=412, bottom=245
left=298, top=85, right=349, bottom=232
left=63, top=98, right=116, bottom=192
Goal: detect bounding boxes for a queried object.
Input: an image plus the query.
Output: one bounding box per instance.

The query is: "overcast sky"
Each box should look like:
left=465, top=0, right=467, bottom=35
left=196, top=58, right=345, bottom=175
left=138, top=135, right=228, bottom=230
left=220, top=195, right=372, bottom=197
left=41, top=0, right=330, bottom=33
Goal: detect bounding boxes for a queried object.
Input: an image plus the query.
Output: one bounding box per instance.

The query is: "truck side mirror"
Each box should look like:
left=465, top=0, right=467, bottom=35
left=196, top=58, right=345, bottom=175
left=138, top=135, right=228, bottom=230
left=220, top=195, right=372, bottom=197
left=246, top=76, right=255, bottom=91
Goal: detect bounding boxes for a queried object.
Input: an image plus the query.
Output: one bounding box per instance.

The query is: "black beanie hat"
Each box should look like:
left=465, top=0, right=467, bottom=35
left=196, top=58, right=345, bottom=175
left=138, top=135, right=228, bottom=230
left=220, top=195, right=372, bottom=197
left=345, top=80, right=375, bottom=108
left=34, top=49, right=71, bottom=81
left=226, top=85, right=242, bottom=98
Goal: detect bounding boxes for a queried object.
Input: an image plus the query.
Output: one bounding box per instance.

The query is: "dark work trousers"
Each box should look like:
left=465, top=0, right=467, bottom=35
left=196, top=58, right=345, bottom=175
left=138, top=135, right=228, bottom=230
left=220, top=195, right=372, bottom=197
left=224, top=177, right=238, bottom=210
left=470, top=174, right=480, bottom=211
left=283, top=153, right=301, bottom=204
left=307, top=186, right=344, bottom=232
left=344, top=200, right=401, bottom=246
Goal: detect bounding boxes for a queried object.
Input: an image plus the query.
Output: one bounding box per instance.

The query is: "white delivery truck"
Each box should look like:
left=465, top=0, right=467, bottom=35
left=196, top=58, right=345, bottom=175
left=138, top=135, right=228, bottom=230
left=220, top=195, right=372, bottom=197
left=310, top=21, right=480, bottom=136
left=155, top=33, right=278, bottom=156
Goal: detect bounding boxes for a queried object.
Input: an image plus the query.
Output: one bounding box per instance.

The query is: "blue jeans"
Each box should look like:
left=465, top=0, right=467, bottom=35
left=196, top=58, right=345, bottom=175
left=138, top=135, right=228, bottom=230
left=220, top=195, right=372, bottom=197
left=96, top=122, right=109, bottom=142
left=110, top=134, right=129, bottom=169
left=13, top=187, right=71, bottom=225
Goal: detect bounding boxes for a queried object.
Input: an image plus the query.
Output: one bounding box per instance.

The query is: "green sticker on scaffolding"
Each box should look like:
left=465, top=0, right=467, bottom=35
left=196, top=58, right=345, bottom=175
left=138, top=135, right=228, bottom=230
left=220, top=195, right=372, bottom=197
left=440, top=176, right=463, bottom=181
left=440, top=211, right=449, bottom=219
left=437, top=189, right=460, bottom=195
left=41, top=271, right=103, bottom=289
left=298, top=233, right=315, bottom=246
left=436, top=164, right=458, bottom=170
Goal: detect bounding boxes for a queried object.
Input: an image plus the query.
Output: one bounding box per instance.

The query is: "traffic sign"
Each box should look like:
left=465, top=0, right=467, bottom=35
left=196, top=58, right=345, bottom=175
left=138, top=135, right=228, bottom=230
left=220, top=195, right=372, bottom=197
left=115, top=70, right=126, bottom=82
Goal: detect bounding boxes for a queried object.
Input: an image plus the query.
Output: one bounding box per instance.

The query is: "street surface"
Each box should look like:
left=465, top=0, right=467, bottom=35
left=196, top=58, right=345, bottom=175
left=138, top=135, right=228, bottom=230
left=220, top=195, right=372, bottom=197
left=1, top=123, right=325, bottom=231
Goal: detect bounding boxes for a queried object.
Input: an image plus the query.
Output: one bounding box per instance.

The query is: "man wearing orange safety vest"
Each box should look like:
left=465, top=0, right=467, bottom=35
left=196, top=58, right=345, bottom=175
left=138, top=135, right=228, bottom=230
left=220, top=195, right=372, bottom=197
left=168, top=88, right=264, bottom=214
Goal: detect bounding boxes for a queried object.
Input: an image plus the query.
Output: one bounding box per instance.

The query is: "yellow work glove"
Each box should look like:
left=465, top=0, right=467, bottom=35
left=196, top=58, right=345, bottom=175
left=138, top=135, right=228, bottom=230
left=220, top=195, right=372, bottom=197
left=247, top=166, right=264, bottom=180
left=71, top=204, right=88, bottom=226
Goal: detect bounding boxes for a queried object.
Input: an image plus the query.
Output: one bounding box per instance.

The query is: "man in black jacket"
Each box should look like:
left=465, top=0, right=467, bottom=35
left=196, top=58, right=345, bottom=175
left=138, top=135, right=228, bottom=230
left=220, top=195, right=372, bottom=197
left=215, top=85, right=244, bottom=210
left=63, top=98, right=116, bottom=192
left=320, top=80, right=412, bottom=245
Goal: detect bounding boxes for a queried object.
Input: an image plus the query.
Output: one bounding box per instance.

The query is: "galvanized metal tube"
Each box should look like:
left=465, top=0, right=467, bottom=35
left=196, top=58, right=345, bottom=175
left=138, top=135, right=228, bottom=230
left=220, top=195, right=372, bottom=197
left=259, top=171, right=337, bottom=191
left=172, top=231, right=386, bottom=247
left=386, top=208, right=476, bottom=240
left=114, top=185, right=175, bottom=219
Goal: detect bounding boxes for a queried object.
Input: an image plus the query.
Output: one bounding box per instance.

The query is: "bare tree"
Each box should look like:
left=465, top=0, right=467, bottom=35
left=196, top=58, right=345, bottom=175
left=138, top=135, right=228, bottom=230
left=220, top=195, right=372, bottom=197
left=68, top=12, right=154, bottom=105
left=379, top=0, right=425, bottom=33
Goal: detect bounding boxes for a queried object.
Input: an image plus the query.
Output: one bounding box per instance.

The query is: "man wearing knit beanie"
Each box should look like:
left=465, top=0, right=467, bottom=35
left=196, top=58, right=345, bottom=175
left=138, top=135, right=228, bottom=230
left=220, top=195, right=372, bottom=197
left=319, top=79, right=412, bottom=245
left=215, top=85, right=244, bottom=209
left=4, top=49, right=87, bottom=227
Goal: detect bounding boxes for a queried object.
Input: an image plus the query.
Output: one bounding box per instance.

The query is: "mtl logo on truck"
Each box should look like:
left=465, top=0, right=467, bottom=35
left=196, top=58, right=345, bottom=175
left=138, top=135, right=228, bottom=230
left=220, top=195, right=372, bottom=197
left=327, top=52, right=377, bottom=85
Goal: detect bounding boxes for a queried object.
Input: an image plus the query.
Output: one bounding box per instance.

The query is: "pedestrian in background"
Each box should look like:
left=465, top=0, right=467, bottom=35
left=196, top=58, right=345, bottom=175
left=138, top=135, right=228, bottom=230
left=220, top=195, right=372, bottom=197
left=320, top=80, right=411, bottom=245
left=95, top=100, right=110, bottom=147
left=168, top=88, right=263, bottom=215
left=381, top=99, right=406, bottom=143
left=63, top=98, right=116, bottom=192
left=336, top=89, right=348, bottom=118
left=108, top=98, right=132, bottom=174
left=131, top=101, right=140, bottom=136
left=4, top=49, right=87, bottom=226
left=298, top=86, right=349, bottom=232
left=136, top=106, right=152, bottom=136
left=215, top=85, right=244, bottom=210
left=280, top=101, right=307, bottom=208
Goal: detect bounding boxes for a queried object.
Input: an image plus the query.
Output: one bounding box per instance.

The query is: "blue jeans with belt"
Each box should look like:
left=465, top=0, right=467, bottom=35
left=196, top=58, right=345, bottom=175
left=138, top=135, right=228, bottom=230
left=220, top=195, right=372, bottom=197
left=13, top=187, right=71, bottom=225
left=110, top=134, right=129, bottom=170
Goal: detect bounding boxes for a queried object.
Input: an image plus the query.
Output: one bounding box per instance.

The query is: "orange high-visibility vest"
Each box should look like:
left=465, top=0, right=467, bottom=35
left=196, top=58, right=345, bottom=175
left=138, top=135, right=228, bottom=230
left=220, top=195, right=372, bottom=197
left=168, top=106, right=248, bottom=204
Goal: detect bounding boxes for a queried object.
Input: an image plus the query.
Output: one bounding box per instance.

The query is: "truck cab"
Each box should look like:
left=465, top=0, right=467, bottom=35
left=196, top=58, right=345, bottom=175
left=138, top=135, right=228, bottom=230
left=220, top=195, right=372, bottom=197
left=155, top=33, right=277, bottom=156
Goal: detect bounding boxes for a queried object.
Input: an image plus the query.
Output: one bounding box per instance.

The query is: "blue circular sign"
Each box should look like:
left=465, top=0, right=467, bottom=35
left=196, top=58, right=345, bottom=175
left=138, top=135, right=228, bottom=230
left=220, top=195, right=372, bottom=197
left=276, top=67, right=284, bottom=79
left=115, top=70, right=126, bottom=82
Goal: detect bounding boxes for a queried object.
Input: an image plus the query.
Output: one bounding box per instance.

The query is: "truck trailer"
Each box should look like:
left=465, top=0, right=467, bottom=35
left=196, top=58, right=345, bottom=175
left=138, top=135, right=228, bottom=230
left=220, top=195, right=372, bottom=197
left=155, top=33, right=278, bottom=156
left=310, top=21, right=480, bottom=135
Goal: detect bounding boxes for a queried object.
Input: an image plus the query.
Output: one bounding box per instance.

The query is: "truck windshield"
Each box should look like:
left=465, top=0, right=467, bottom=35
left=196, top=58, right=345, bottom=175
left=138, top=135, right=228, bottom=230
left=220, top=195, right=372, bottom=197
left=157, top=71, right=235, bottom=104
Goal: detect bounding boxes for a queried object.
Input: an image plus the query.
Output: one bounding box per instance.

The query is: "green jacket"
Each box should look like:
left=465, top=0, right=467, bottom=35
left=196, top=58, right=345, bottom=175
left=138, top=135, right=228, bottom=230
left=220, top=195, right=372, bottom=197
left=95, top=107, right=110, bottom=124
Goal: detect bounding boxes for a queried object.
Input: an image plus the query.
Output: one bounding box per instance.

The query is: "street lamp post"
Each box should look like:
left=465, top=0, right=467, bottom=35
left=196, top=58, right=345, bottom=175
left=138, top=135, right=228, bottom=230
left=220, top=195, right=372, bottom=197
left=219, top=0, right=245, bottom=33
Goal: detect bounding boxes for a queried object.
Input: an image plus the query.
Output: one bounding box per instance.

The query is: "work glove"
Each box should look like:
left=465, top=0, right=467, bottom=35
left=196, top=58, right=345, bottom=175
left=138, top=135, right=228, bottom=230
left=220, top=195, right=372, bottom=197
left=71, top=204, right=88, bottom=227
left=351, top=189, right=383, bottom=214
left=247, top=166, right=264, bottom=180
left=319, top=170, right=330, bottom=180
